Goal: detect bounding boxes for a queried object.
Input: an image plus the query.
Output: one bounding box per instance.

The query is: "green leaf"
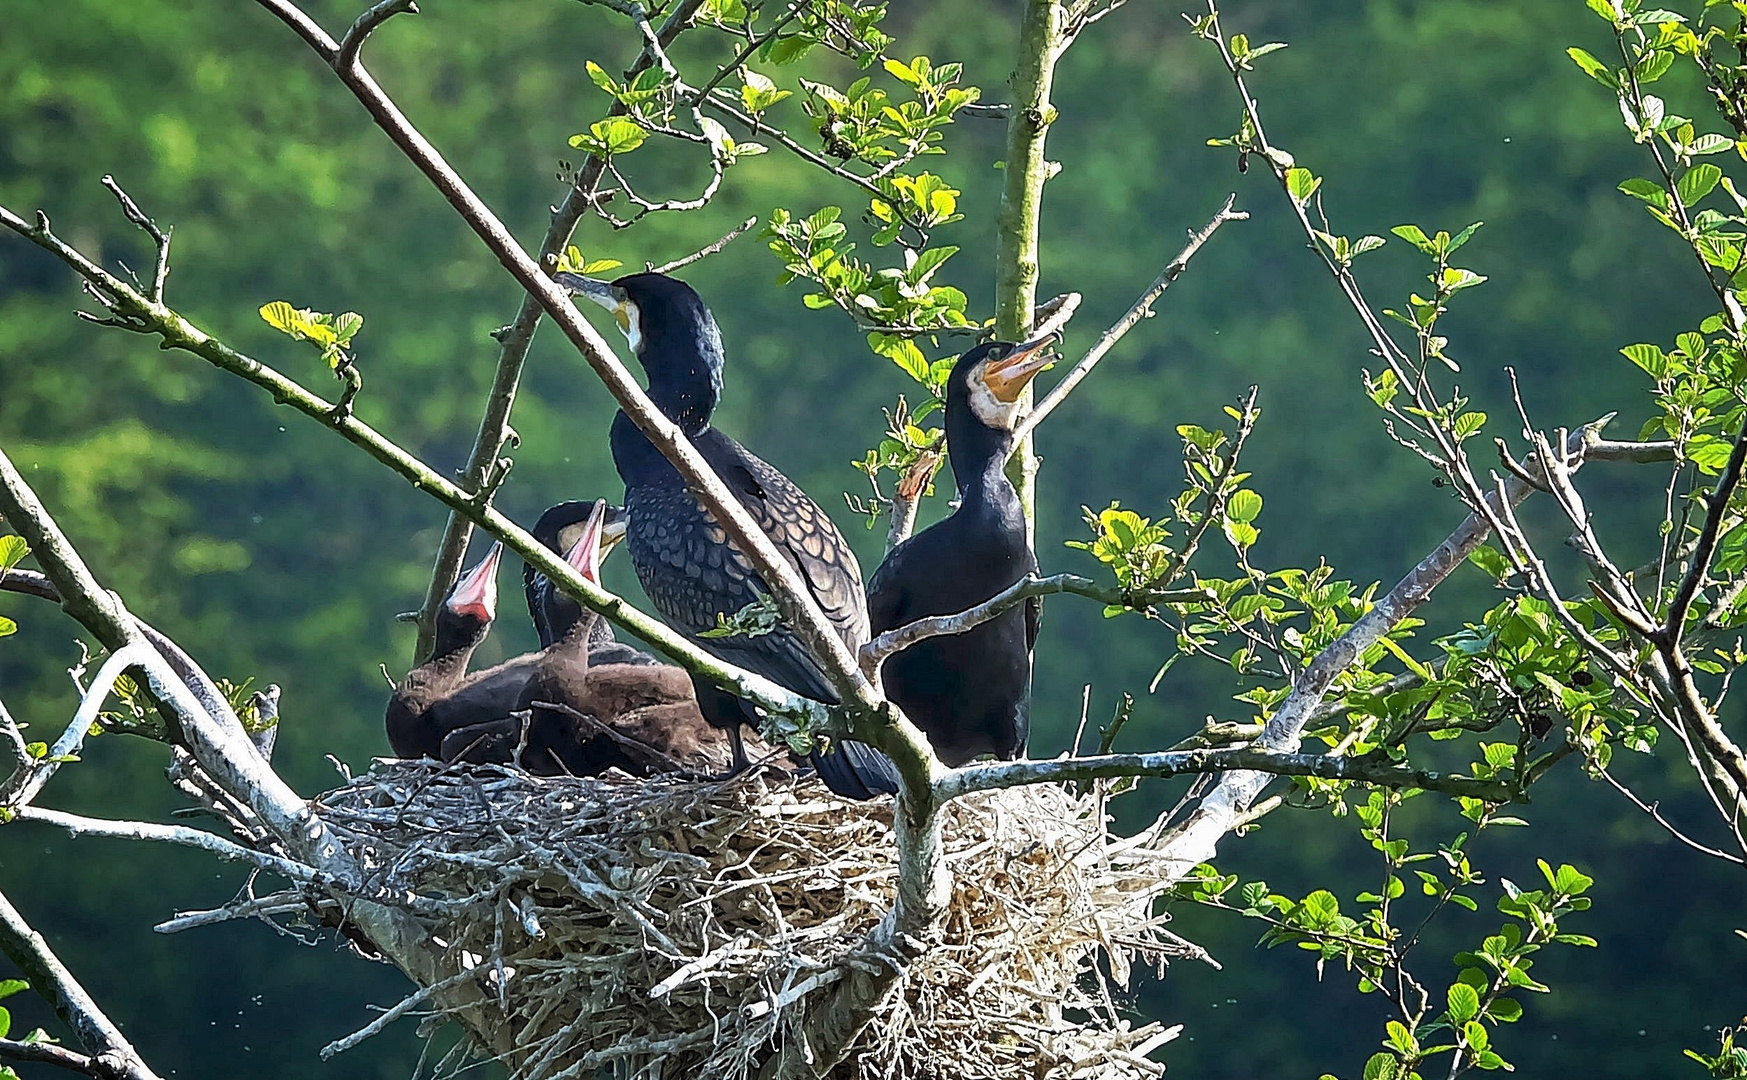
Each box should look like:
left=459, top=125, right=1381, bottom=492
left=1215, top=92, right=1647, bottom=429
left=596, top=117, right=647, bottom=154
left=1687, top=434, right=1734, bottom=474
left=1489, top=997, right=1524, bottom=1022
left=0, top=980, right=25, bottom=1001
left=1585, top=0, right=1618, bottom=22
left=1621, top=343, right=1669, bottom=378
left=906, top=245, right=958, bottom=285
left=258, top=300, right=302, bottom=336
left=1226, top=489, right=1263, bottom=524
left=1567, top=46, right=1617, bottom=88
left=763, top=33, right=817, bottom=65
left=0, top=1006, right=8, bottom=1041
left=1285, top=167, right=1322, bottom=207
left=0, top=535, right=27, bottom=573
left=1453, top=411, right=1487, bottom=439
left=585, top=60, right=616, bottom=93
left=0, top=616, right=15, bottom=639
left=1679, top=163, right=1724, bottom=206
left=1468, top=544, right=1510, bottom=580
left=1448, top=981, right=1481, bottom=1023
left=1363, top=1052, right=1403, bottom=1080
left=1391, top=224, right=1436, bottom=255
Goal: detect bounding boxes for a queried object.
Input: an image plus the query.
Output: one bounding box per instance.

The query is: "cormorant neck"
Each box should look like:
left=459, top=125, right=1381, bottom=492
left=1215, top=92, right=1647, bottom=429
left=426, top=616, right=488, bottom=678
left=945, top=406, right=1018, bottom=497
left=639, top=335, right=723, bottom=435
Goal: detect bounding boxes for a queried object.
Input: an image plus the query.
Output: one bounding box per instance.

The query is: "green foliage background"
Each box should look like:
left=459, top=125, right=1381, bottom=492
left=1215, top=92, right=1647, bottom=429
left=0, top=0, right=1740, bottom=1076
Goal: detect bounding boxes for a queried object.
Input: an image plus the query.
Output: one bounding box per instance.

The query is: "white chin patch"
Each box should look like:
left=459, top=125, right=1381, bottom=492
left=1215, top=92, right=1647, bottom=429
left=968, top=374, right=1020, bottom=430
left=621, top=301, right=643, bottom=354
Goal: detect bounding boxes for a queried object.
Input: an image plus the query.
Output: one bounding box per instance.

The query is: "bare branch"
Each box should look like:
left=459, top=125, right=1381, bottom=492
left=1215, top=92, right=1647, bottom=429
left=0, top=888, right=164, bottom=1080
left=884, top=450, right=941, bottom=554
left=1598, top=767, right=1747, bottom=865
left=98, top=175, right=170, bottom=303
left=1014, top=193, right=1248, bottom=446
left=1663, top=429, right=1747, bottom=642
left=13, top=805, right=337, bottom=886
left=937, top=746, right=1519, bottom=803
left=336, top=0, right=418, bottom=71
left=0, top=1036, right=123, bottom=1079
left=651, top=215, right=758, bottom=274
left=2, top=642, right=157, bottom=810
left=1028, top=291, right=1082, bottom=341
left=860, top=573, right=1212, bottom=679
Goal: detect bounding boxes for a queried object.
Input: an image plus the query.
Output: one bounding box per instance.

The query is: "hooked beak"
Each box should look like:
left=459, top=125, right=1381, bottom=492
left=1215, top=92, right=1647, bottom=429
left=448, top=541, right=502, bottom=623
left=555, top=273, right=633, bottom=335
left=982, top=335, right=1058, bottom=403
left=563, top=500, right=609, bottom=586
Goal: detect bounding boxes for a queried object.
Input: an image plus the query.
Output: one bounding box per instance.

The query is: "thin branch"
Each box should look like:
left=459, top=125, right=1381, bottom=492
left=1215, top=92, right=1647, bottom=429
left=1028, top=291, right=1082, bottom=342
left=884, top=450, right=941, bottom=554
left=0, top=888, right=164, bottom=1080
left=13, top=806, right=336, bottom=886
left=860, top=573, right=1212, bottom=678
left=0, top=567, right=59, bottom=602
left=938, top=747, right=1517, bottom=803
left=1598, top=766, right=1747, bottom=865
left=689, top=0, right=810, bottom=104
left=650, top=215, right=758, bottom=274
left=337, top=0, right=418, bottom=71
left=1663, top=430, right=1747, bottom=642
left=410, top=0, right=707, bottom=664
left=98, top=176, right=169, bottom=304
left=1013, top=193, right=1248, bottom=446
left=2, top=641, right=157, bottom=810
left=0, top=1037, right=119, bottom=1079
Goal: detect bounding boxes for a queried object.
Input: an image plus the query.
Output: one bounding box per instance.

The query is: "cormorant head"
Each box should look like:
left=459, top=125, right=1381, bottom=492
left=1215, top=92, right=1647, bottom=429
left=435, top=541, right=502, bottom=653
left=557, top=271, right=724, bottom=430
left=946, top=337, right=1057, bottom=432
left=526, top=500, right=624, bottom=646
left=529, top=500, right=628, bottom=569
left=942, top=337, right=1056, bottom=487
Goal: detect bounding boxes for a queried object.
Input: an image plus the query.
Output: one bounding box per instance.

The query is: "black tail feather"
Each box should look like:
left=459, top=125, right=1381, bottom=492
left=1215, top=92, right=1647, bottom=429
left=811, top=737, right=900, bottom=800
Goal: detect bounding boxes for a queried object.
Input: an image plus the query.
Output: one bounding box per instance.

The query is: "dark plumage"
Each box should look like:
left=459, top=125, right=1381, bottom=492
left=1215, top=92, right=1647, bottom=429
left=865, top=339, right=1054, bottom=766
left=442, top=501, right=741, bottom=776
left=523, top=500, right=658, bottom=665
left=560, top=271, right=899, bottom=798
left=385, top=542, right=528, bottom=759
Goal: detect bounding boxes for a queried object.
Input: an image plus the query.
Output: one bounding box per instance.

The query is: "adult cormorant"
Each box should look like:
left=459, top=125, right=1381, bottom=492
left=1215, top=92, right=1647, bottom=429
left=864, top=338, right=1054, bottom=766
left=558, top=270, right=899, bottom=799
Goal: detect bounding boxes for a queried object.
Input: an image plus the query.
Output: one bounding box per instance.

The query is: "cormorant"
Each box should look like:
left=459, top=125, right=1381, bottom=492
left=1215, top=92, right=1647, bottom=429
left=558, top=270, right=899, bottom=799
left=524, top=499, right=656, bottom=667
left=446, top=499, right=740, bottom=776
left=864, top=338, right=1054, bottom=767
left=385, top=540, right=514, bottom=759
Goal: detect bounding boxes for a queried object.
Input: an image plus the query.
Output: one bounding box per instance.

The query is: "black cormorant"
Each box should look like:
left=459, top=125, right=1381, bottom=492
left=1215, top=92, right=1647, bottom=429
left=864, top=338, right=1054, bottom=766
left=524, top=499, right=656, bottom=666
left=559, top=270, right=899, bottom=798
left=385, top=541, right=514, bottom=759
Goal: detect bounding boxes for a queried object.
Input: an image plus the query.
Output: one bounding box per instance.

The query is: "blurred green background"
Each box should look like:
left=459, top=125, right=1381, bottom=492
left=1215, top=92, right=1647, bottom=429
left=2, top=0, right=1743, bottom=1076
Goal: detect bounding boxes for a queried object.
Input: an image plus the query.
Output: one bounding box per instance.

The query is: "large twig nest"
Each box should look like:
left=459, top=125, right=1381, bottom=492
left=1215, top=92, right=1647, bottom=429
left=316, top=760, right=1195, bottom=1079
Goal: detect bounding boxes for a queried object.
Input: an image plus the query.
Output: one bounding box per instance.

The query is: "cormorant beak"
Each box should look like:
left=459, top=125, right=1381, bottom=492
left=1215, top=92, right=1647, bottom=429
left=982, top=335, right=1058, bottom=403
left=447, top=541, right=502, bottom=623
left=563, top=499, right=609, bottom=586
left=555, top=273, right=638, bottom=342
left=600, top=512, right=628, bottom=563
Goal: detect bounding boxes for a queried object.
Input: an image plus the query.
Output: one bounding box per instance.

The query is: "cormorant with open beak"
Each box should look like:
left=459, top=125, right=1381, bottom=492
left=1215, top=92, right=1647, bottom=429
left=558, top=271, right=899, bottom=799
left=524, top=499, right=656, bottom=667
left=864, top=338, right=1054, bottom=766
left=444, top=499, right=741, bottom=776
left=385, top=540, right=511, bottom=760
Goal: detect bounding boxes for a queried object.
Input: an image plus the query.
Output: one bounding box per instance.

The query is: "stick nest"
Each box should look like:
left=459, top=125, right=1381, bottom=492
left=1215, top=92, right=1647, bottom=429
left=317, top=760, right=1196, bottom=1079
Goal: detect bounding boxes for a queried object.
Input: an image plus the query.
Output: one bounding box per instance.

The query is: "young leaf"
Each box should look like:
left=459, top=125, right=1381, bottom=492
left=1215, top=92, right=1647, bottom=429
left=0, top=535, right=27, bottom=573
left=1285, top=167, right=1322, bottom=207
left=1678, top=163, right=1723, bottom=206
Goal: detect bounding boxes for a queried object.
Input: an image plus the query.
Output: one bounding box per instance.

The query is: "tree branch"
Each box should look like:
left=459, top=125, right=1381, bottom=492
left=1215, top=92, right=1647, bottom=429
left=993, top=0, right=1071, bottom=530
left=937, top=747, right=1517, bottom=803
left=860, top=573, right=1212, bottom=679
left=336, top=0, right=418, bottom=71
left=409, top=0, right=707, bottom=663
left=0, top=889, right=163, bottom=1080
left=1013, top=194, right=1247, bottom=447
left=649, top=214, right=758, bottom=274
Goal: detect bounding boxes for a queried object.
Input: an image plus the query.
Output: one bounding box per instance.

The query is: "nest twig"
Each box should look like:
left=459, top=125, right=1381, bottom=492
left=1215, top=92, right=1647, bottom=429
left=309, top=760, right=1199, bottom=1078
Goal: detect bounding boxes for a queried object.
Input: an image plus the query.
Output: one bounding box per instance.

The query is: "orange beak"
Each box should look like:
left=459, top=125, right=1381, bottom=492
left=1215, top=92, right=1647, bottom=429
left=562, top=499, right=608, bottom=586
left=982, top=336, right=1057, bottom=403
left=448, top=541, right=502, bottom=623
